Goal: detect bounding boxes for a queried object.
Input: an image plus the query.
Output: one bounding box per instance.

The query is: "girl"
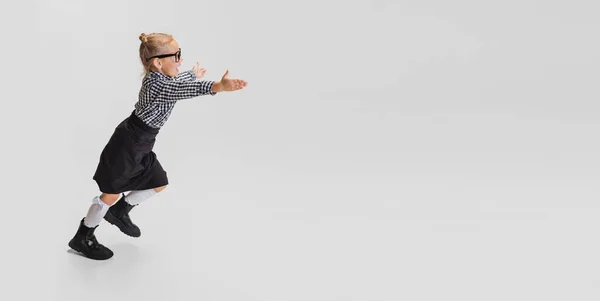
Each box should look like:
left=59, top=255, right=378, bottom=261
left=68, top=32, right=248, bottom=260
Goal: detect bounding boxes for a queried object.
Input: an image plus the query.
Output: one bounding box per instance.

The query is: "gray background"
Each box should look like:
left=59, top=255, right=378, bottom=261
left=2, top=0, right=600, bottom=300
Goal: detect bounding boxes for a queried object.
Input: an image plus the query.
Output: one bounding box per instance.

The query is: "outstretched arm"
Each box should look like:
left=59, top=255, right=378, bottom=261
left=151, top=68, right=247, bottom=102
left=174, top=70, right=196, bottom=82
left=211, top=70, right=248, bottom=92
left=175, top=62, right=207, bottom=82
left=151, top=80, right=216, bottom=103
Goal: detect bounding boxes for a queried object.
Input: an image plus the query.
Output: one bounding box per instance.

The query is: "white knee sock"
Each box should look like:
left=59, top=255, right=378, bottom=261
left=83, top=196, right=110, bottom=228
left=124, top=189, right=157, bottom=206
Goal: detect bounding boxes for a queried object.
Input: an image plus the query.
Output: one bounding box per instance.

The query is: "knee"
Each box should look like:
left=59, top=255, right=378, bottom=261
left=99, top=193, right=121, bottom=206
left=154, top=185, right=167, bottom=193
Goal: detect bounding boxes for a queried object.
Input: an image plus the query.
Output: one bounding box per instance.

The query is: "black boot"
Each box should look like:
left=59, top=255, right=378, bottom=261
left=104, top=193, right=141, bottom=237
left=68, top=218, right=114, bottom=260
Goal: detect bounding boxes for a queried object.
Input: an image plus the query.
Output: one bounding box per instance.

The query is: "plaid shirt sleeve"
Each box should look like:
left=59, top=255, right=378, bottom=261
left=150, top=79, right=216, bottom=103
left=175, top=70, right=196, bottom=82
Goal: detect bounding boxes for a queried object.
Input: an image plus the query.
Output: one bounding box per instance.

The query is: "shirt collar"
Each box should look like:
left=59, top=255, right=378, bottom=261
left=149, top=71, right=173, bottom=80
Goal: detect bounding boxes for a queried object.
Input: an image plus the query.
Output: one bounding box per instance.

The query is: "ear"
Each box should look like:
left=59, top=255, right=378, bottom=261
left=151, top=58, right=162, bottom=71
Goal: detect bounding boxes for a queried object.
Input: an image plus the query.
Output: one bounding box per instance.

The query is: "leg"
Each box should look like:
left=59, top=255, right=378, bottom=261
left=85, top=193, right=120, bottom=228
left=100, top=193, right=121, bottom=205
left=104, top=185, right=167, bottom=237
left=124, top=185, right=166, bottom=205
left=68, top=193, right=119, bottom=260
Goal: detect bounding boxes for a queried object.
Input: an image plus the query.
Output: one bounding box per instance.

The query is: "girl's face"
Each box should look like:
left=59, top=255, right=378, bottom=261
left=153, top=40, right=183, bottom=77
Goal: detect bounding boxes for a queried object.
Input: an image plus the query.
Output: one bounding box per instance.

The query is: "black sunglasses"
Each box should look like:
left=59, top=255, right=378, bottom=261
left=146, top=48, right=181, bottom=62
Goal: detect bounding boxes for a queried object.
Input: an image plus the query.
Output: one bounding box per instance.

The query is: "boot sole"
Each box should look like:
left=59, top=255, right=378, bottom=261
left=104, top=211, right=141, bottom=237
left=68, top=239, right=113, bottom=260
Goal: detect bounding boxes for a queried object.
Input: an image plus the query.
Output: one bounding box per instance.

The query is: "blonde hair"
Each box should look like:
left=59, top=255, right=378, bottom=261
left=138, top=33, right=175, bottom=77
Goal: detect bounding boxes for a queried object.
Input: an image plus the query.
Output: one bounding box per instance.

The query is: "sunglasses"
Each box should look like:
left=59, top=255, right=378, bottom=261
left=146, top=48, right=181, bottom=63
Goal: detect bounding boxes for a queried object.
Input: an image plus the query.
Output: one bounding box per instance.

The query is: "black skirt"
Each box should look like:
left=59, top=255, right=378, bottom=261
left=93, top=111, right=168, bottom=194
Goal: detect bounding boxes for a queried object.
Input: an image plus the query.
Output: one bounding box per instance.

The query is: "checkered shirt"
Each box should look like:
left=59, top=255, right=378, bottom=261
left=134, top=70, right=216, bottom=128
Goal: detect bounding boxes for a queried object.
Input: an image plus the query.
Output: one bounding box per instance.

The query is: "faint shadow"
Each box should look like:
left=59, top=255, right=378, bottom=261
left=66, top=242, right=142, bottom=262
left=65, top=242, right=145, bottom=292
left=65, top=247, right=115, bottom=283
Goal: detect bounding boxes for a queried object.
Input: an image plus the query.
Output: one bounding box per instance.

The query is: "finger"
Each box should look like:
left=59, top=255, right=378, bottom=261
left=222, top=69, right=229, bottom=79
left=236, top=80, right=246, bottom=89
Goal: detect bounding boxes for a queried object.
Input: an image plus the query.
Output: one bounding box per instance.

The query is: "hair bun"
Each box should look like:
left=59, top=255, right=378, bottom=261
left=139, top=33, right=148, bottom=43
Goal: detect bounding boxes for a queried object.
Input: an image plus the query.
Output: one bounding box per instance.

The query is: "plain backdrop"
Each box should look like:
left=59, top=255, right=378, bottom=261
left=1, top=0, right=600, bottom=300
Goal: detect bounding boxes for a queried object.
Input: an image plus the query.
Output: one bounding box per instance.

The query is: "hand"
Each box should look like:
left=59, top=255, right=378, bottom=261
left=212, top=70, right=248, bottom=92
left=192, top=62, right=206, bottom=78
